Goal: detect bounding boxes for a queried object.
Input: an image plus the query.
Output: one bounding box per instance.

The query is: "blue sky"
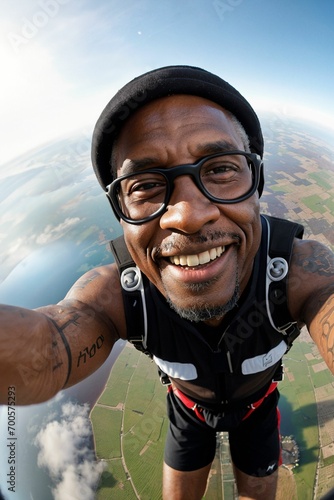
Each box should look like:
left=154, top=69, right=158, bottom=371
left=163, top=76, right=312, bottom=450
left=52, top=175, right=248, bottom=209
left=1, top=0, right=334, bottom=164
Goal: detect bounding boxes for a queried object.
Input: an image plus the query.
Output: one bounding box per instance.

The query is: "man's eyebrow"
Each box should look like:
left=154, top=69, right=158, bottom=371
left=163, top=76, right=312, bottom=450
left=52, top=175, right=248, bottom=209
left=119, top=140, right=241, bottom=176
left=120, top=157, right=159, bottom=175
left=195, top=140, right=242, bottom=155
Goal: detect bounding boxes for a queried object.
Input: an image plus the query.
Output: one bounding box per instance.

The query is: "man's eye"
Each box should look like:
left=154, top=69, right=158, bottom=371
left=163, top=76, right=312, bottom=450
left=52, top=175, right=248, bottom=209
left=131, top=180, right=164, bottom=192
left=122, top=175, right=166, bottom=201
left=203, top=163, right=238, bottom=177
left=210, top=164, right=234, bottom=173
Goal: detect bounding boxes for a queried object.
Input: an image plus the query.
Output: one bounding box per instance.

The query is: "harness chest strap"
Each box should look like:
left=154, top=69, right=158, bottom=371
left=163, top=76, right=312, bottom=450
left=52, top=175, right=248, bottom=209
left=168, top=382, right=278, bottom=423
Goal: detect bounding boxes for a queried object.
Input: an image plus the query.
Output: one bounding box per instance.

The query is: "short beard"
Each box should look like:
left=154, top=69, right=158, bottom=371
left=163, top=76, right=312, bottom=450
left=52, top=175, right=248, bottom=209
left=166, top=275, right=240, bottom=323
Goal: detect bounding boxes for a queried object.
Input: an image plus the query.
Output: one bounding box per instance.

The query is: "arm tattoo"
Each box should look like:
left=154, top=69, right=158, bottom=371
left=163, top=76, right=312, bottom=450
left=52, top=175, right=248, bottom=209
left=49, top=318, right=72, bottom=387
left=69, top=270, right=101, bottom=292
left=77, top=335, right=105, bottom=367
left=294, top=242, right=334, bottom=277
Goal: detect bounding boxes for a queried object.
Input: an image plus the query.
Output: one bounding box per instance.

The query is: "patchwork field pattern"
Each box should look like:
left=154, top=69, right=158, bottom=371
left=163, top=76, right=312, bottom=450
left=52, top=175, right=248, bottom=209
left=261, top=118, right=334, bottom=251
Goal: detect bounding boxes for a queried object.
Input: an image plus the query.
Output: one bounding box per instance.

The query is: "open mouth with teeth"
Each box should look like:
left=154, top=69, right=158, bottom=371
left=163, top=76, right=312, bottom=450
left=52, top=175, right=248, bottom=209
left=169, top=246, right=226, bottom=267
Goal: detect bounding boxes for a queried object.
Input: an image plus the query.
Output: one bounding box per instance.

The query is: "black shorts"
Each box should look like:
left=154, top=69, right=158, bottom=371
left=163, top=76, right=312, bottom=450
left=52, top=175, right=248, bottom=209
left=164, top=389, right=281, bottom=477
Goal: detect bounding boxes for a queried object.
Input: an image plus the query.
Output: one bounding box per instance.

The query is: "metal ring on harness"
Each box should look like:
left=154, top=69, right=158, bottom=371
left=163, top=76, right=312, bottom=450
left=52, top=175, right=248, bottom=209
left=267, top=257, right=288, bottom=282
left=121, top=266, right=142, bottom=291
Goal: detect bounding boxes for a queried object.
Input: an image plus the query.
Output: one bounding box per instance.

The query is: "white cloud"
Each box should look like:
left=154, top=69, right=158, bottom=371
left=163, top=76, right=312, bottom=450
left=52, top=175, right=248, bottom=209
left=53, top=462, right=105, bottom=500
left=36, top=217, right=81, bottom=244
left=1, top=236, right=29, bottom=276
left=34, top=402, right=106, bottom=500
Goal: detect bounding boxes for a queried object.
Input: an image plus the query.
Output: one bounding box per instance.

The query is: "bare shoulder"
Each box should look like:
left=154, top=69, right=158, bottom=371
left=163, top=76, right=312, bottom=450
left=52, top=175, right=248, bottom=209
left=290, top=238, right=334, bottom=277
left=288, top=238, right=334, bottom=324
left=64, top=263, right=121, bottom=298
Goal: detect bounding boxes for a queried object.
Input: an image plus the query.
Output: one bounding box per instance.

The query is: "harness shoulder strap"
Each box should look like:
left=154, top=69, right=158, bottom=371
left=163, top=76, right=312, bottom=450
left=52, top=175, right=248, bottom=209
left=110, top=236, right=151, bottom=356
left=265, top=215, right=304, bottom=259
left=262, top=215, right=304, bottom=348
left=110, top=235, right=135, bottom=272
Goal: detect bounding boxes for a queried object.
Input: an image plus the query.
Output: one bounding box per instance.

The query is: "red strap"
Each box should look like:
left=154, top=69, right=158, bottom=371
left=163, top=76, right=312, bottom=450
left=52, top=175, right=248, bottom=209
left=242, top=382, right=278, bottom=420
left=168, top=385, right=206, bottom=422
left=169, top=382, right=278, bottom=423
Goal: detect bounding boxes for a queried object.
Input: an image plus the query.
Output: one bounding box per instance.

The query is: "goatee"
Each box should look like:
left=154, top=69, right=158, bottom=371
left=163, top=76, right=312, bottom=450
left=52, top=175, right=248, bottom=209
left=166, top=275, right=240, bottom=323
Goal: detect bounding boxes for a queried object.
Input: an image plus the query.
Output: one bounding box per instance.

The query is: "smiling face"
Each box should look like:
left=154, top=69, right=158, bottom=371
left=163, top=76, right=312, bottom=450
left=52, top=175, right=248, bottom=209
left=114, top=95, right=262, bottom=325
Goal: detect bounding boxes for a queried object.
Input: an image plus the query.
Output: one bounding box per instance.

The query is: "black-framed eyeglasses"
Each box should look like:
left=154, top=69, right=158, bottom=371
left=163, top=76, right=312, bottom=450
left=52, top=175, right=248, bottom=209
left=107, top=150, right=263, bottom=225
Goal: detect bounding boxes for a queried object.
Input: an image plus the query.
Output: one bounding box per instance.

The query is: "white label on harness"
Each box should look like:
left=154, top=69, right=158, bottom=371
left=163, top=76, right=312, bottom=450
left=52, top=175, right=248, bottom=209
left=153, top=356, right=198, bottom=380
left=241, top=340, right=287, bottom=375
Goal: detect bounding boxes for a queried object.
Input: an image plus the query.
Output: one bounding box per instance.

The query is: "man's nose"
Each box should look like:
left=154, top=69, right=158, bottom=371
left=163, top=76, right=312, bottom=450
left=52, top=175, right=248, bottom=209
left=159, top=176, right=221, bottom=233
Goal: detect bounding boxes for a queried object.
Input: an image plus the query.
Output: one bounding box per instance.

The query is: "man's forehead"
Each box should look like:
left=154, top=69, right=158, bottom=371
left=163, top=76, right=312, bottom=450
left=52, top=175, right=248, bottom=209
left=121, top=94, right=232, bottom=124
left=115, top=99, right=243, bottom=173
left=117, top=94, right=238, bottom=144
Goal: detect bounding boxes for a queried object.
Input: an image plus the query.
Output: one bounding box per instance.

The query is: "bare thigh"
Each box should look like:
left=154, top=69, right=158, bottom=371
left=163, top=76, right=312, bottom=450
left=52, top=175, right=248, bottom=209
left=162, top=461, right=212, bottom=500
left=233, top=464, right=278, bottom=500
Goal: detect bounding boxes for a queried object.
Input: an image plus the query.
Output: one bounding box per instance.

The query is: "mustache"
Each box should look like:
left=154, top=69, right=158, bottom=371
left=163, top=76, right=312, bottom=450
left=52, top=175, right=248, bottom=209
left=154, top=231, right=241, bottom=257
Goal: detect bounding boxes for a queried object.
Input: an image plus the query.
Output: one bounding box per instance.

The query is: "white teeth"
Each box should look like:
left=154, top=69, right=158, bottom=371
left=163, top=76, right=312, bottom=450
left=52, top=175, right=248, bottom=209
left=187, top=254, right=199, bottom=267
left=199, top=251, right=210, bottom=265
left=180, top=255, right=188, bottom=266
left=170, top=246, right=225, bottom=267
left=209, top=248, right=217, bottom=260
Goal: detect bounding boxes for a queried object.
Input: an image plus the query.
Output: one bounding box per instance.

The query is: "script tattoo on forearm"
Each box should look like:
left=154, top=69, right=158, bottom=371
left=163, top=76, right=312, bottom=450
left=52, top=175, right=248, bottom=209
left=77, top=335, right=105, bottom=367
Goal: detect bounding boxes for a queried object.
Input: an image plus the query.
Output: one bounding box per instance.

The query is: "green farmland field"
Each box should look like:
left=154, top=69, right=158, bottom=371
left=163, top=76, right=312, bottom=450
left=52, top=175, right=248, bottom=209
left=91, top=345, right=167, bottom=499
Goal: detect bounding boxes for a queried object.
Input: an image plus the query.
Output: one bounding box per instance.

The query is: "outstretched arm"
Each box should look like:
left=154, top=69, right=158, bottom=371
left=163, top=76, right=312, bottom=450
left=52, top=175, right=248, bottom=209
left=0, top=264, right=125, bottom=404
left=289, top=239, right=334, bottom=374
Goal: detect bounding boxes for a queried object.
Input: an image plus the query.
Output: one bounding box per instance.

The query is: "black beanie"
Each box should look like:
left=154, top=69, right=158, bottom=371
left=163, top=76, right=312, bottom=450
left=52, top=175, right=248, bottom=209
left=91, top=65, right=264, bottom=195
